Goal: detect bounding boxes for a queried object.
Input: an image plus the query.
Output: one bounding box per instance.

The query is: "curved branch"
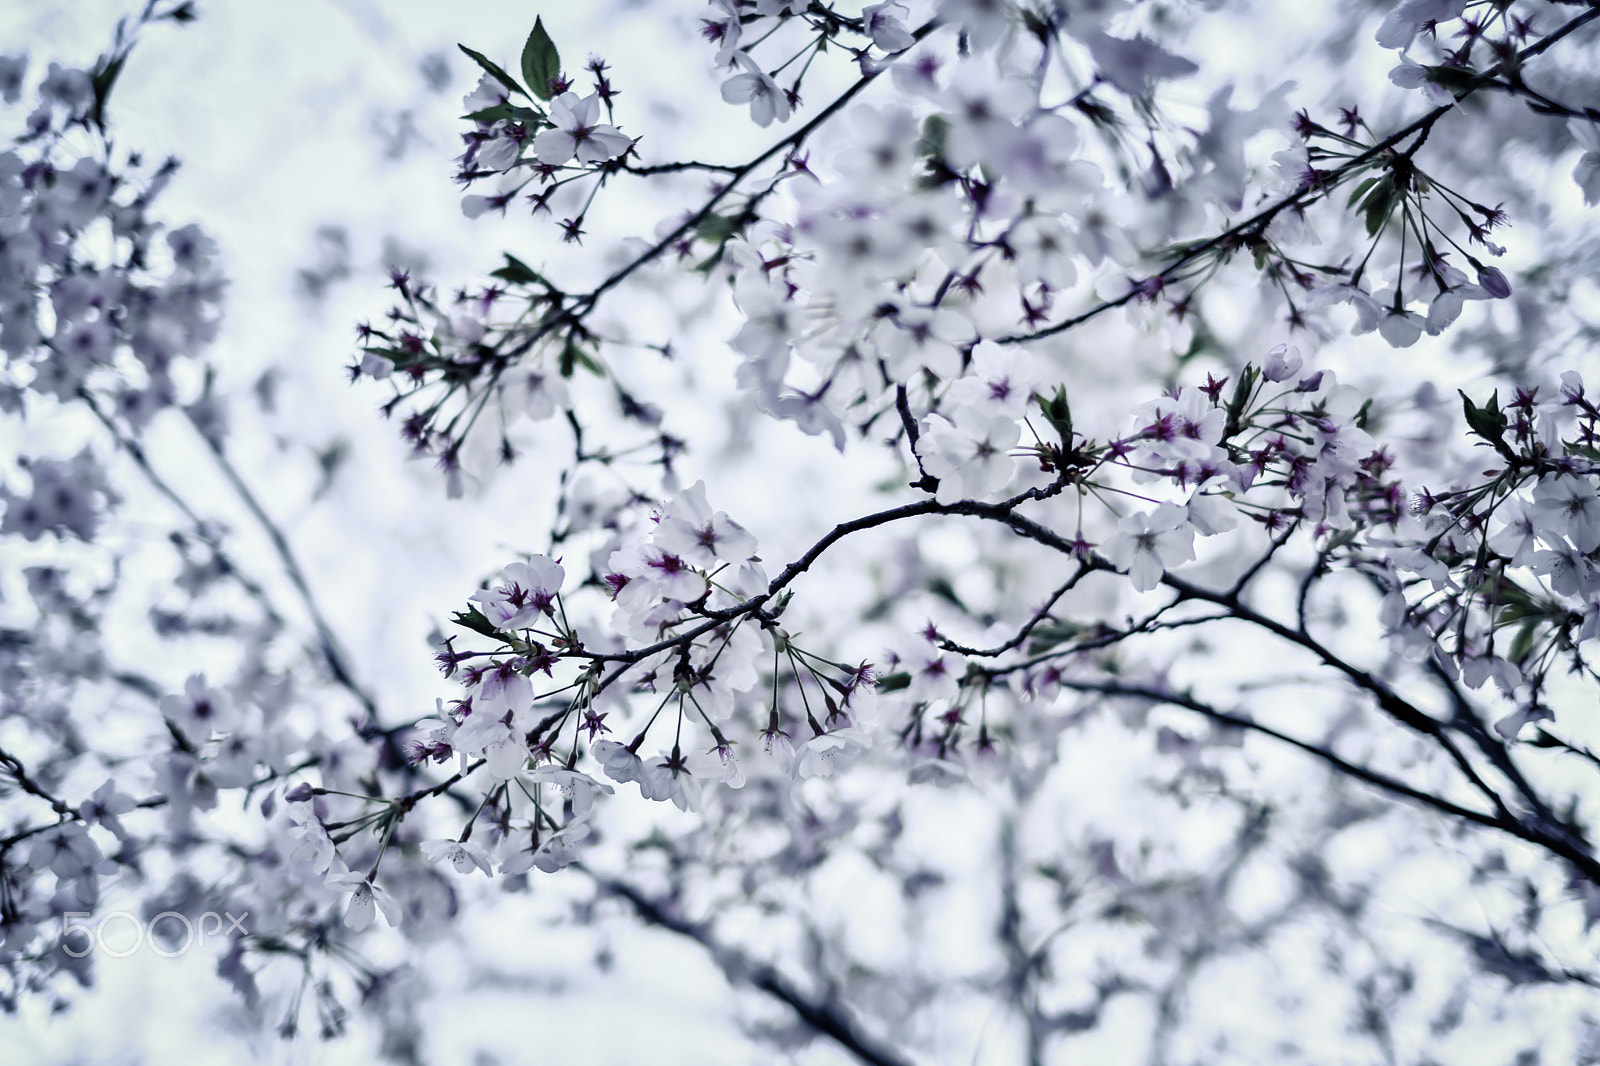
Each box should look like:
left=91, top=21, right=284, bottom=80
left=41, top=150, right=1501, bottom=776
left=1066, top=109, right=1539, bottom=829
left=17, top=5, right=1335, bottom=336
left=585, top=869, right=916, bottom=1066
left=998, top=6, right=1600, bottom=346
left=1057, top=677, right=1600, bottom=883
left=190, top=415, right=381, bottom=728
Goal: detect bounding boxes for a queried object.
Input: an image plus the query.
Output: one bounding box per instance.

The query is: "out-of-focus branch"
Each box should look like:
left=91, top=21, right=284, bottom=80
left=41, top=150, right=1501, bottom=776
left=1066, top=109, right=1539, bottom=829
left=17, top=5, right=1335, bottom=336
left=999, top=5, right=1600, bottom=346
left=188, top=413, right=381, bottom=728
left=1056, top=676, right=1600, bottom=883
left=586, top=869, right=917, bottom=1066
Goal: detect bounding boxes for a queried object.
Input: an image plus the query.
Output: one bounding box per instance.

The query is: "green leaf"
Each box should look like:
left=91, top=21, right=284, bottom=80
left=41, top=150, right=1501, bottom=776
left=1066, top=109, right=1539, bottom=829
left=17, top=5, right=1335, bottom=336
left=694, top=212, right=741, bottom=246
left=89, top=51, right=129, bottom=132
left=1506, top=619, right=1539, bottom=666
left=490, top=253, right=548, bottom=287
left=876, top=672, right=911, bottom=693
left=1459, top=389, right=1508, bottom=445
left=452, top=606, right=505, bottom=640
left=1224, top=364, right=1258, bottom=437
left=927, top=576, right=967, bottom=612
left=462, top=102, right=547, bottom=126
left=1363, top=176, right=1398, bottom=237
left=521, top=17, right=561, bottom=102
left=1036, top=387, right=1073, bottom=449
left=558, top=340, right=603, bottom=379
left=1345, top=176, right=1377, bottom=210
left=1027, top=620, right=1082, bottom=656
left=917, top=115, right=949, bottom=160
left=458, top=43, right=527, bottom=99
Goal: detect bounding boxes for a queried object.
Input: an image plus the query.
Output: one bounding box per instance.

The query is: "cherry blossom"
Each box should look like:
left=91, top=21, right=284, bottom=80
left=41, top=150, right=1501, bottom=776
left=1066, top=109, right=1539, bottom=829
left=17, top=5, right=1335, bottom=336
left=531, top=91, right=632, bottom=166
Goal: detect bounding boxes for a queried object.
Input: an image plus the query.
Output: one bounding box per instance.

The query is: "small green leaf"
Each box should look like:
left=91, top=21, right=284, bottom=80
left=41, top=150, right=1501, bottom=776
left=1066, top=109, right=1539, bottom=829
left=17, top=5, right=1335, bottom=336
left=927, top=576, right=967, bottom=612
left=89, top=51, right=128, bottom=132
left=1345, top=176, right=1377, bottom=209
left=458, top=43, right=527, bottom=99
left=1027, top=620, right=1082, bottom=656
left=876, top=672, right=911, bottom=693
left=490, top=253, right=548, bottom=286
left=1036, top=387, right=1073, bottom=449
left=694, top=212, right=740, bottom=245
left=462, top=102, right=546, bottom=126
left=521, top=17, right=561, bottom=102
left=1224, top=364, right=1257, bottom=437
left=1363, top=176, right=1398, bottom=237
left=917, top=115, right=949, bottom=159
left=558, top=340, right=603, bottom=379
left=1459, top=389, right=1508, bottom=445
left=1506, top=619, right=1539, bottom=666
left=452, top=606, right=505, bottom=640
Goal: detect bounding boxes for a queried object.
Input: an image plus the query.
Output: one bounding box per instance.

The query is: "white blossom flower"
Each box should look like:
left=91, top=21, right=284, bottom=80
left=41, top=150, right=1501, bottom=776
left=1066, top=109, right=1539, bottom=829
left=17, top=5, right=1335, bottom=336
left=421, top=838, right=494, bottom=875
left=1388, top=56, right=1455, bottom=108
left=471, top=556, right=565, bottom=630
left=654, top=480, right=757, bottom=569
left=1531, top=474, right=1600, bottom=553
left=528, top=766, right=614, bottom=816
left=28, top=823, right=100, bottom=878
left=794, top=727, right=871, bottom=779
left=511, top=367, right=568, bottom=421
left=1104, top=504, right=1196, bottom=592
left=160, top=673, right=238, bottom=743
left=1376, top=0, right=1467, bottom=50
left=916, top=409, right=1021, bottom=504
left=721, top=52, right=790, bottom=128
left=286, top=806, right=338, bottom=874
left=531, top=92, right=633, bottom=166
left=591, top=738, right=644, bottom=784
left=863, top=2, right=915, bottom=52
left=1489, top=499, right=1540, bottom=567
left=327, top=871, right=401, bottom=930
left=1376, top=306, right=1425, bottom=348
left=639, top=751, right=704, bottom=811
left=1263, top=343, right=1303, bottom=382
left=78, top=780, right=136, bottom=837
left=1571, top=121, right=1600, bottom=207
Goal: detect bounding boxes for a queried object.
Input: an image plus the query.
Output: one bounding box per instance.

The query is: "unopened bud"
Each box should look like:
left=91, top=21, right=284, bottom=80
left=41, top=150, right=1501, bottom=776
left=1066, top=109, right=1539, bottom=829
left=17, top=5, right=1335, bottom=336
left=1262, top=344, right=1303, bottom=382
left=1477, top=266, right=1511, bottom=300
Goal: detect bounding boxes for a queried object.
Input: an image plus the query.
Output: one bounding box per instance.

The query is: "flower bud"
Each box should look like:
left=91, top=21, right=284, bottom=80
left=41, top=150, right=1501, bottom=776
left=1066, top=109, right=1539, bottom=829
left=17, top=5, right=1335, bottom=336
left=1477, top=266, right=1511, bottom=299
left=1262, top=344, right=1302, bottom=382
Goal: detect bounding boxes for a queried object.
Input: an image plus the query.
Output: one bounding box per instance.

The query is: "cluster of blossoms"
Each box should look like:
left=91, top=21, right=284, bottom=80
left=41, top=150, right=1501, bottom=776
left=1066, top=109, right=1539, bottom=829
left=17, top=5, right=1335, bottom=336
left=360, top=0, right=1599, bottom=497
left=454, top=21, right=634, bottom=221
left=1380, top=373, right=1600, bottom=739
left=0, top=41, right=228, bottom=1000
left=387, top=477, right=887, bottom=888
left=0, top=54, right=224, bottom=535
left=331, top=2, right=1600, bottom=915
left=877, top=344, right=1415, bottom=757
left=0, top=34, right=451, bottom=1035
left=389, top=340, right=1418, bottom=892
left=8, top=0, right=1600, bottom=1058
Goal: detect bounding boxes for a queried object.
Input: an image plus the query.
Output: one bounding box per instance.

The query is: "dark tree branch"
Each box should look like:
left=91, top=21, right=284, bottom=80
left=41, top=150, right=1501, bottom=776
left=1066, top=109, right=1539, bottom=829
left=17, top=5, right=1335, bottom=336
left=997, top=6, right=1600, bottom=346
left=586, top=870, right=917, bottom=1066
left=187, top=413, right=382, bottom=729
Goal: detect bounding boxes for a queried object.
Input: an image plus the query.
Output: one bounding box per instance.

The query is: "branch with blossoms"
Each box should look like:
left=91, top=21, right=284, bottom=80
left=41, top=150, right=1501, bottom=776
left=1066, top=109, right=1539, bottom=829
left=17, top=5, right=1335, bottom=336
left=10, top=0, right=1600, bottom=1059
left=300, top=4, right=1600, bottom=960
left=313, top=340, right=1600, bottom=938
